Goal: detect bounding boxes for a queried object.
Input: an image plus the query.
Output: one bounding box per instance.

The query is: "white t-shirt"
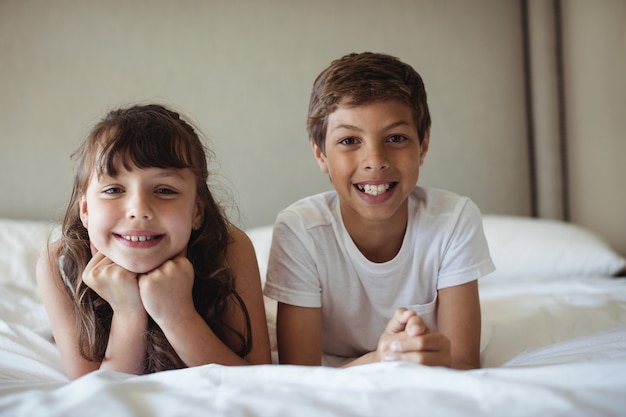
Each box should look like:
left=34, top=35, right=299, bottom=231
left=264, top=186, right=495, bottom=366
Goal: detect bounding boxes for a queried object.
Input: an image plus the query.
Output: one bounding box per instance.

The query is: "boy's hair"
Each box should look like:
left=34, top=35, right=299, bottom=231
left=58, top=104, right=251, bottom=372
left=307, top=52, right=431, bottom=152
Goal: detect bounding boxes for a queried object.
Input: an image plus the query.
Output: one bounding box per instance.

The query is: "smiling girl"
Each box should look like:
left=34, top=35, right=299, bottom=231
left=37, top=104, right=271, bottom=379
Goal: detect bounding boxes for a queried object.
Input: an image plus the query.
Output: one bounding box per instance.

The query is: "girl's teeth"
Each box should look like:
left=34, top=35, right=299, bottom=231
left=361, top=183, right=390, bottom=196
left=123, top=235, right=154, bottom=242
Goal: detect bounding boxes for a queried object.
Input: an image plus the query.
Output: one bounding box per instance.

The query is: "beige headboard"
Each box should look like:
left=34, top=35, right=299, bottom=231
left=1, top=0, right=624, bottom=255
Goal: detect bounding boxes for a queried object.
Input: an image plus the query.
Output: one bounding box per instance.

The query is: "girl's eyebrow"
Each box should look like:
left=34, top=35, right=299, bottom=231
left=152, top=169, right=187, bottom=180
left=99, top=168, right=188, bottom=182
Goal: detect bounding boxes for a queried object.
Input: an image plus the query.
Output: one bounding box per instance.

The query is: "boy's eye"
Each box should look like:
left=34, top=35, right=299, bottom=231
left=388, top=135, right=407, bottom=143
left=339, top=137, right=358, bottom=145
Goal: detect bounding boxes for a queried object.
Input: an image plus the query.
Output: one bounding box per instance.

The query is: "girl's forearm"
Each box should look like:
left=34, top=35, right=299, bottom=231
left=159, top=311, right=253, bottom=366
left=100, top=309, right=148, bottom=374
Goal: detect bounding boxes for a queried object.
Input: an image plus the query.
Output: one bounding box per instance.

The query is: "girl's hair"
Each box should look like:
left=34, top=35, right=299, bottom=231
left=57, top=104, right=252, bottom=372
left=307, top=52, right=432, bottom=153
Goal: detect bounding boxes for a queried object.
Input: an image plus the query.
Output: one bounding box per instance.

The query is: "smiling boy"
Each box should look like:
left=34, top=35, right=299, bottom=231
left=264, top=52, right=495, bottom=369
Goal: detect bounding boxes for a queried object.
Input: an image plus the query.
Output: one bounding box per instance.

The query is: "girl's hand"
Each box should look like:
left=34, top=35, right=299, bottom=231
left=376, top=308, right=452, bottom=367
left=82, top=251, right=143, bottom=313
left=138, top=254, right=196, bottom=325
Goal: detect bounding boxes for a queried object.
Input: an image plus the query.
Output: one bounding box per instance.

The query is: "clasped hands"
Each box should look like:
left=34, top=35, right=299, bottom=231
left=375, top=308, right=452, bottom=367
left=81, top=251, right=195, bottom=325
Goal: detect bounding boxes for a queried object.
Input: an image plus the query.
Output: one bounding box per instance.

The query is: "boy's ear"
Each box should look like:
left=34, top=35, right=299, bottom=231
left=311, top=138, right=329, bottom=174
left=419, top=128, right=431, bottom=166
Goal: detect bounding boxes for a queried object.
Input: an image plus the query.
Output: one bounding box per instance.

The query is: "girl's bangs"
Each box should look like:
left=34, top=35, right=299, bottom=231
left=94, top=126, right=197, bottom=177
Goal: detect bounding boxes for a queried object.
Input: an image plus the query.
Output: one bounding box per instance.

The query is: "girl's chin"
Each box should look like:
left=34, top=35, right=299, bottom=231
left=111, top=258, right=162, bottom=275
left=126, top=266, right=154, bottom=274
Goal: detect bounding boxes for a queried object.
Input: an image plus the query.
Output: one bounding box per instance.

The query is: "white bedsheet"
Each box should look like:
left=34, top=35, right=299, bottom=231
left=2, top=360, right=626, bottom=417
left=1, top=277, right=625, bottom=417
left=1, top=219, right=626, bottom=416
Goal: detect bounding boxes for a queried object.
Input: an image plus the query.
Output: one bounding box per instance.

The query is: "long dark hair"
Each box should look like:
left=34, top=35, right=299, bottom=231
left=57, top=104, right=251, bottom=372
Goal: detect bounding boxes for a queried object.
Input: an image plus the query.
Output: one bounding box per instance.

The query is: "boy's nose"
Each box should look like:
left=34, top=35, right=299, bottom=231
left=363, top=145, right=390, bottom=171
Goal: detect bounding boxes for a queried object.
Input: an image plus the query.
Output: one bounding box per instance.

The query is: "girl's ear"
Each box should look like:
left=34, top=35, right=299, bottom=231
left=192, top=199, right=204, bottom=230
left=311, top=139, right=329, bottom=174
left=79, top=196, right=88, bottom=228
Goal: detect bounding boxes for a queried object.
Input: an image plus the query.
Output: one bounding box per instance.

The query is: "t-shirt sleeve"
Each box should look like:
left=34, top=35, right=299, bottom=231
left=437, top=199, right=495, bottom=289
left=263, top=212, right=322, bottom=308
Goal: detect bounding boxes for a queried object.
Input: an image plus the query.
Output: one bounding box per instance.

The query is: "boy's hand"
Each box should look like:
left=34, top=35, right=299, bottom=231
left=138, top=254, right=196, bottom=326
left=376, top=307, right=452, bottom=367
left=82, top=251, right=143, bottom=313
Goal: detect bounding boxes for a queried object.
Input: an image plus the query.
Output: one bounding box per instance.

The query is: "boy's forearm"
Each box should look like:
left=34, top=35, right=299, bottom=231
left=340, top=351, right=379, bottom=368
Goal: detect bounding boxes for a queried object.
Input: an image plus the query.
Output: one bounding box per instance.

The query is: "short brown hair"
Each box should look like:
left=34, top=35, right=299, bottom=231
left=307, top=52, right=431, bottom=152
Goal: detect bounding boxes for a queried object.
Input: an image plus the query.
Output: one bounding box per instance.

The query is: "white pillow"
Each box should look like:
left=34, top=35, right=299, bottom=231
left=245, top=225, right=278, bottom=360
left=482, top=215, right=626, bottom=281
left=0, top=218, right=60, bottom=293
left=246, top=225, right=274, bottom=283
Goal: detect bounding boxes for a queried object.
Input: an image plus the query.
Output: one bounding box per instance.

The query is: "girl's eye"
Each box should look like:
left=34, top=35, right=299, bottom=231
left=156, top=188, right=176, bottom=195
left=388, top=135, right=407, bottom=143
left=103, top=187, right=122, bottom=195
left=339, top=137, right=358, bottom=145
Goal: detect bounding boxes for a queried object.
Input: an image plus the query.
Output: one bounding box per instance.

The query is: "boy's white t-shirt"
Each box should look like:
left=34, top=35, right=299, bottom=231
left=264, top=186, right=495, bottom=366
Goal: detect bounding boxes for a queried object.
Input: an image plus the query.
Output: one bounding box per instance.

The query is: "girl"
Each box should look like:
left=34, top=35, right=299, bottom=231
left=37, top=104, right=271, bottom=379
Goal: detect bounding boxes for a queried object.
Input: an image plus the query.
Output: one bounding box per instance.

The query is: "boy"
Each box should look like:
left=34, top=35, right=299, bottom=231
left=264, top=52, right=495, bottom=369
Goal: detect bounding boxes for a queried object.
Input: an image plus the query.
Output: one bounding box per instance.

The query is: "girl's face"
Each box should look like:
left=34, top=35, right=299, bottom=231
left=80, top=163, right=203, bottom=274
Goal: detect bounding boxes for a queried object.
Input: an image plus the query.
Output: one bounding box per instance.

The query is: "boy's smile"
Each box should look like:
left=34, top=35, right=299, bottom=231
left=312, top=99, right=429, bottom=236
left=355, top=182, right=394, bottom=196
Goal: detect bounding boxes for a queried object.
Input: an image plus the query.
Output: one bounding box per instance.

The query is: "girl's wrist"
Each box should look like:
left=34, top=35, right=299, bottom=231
left=112, top=306, right=148, bottom=330
left=154, top=305, right=200, bottom=334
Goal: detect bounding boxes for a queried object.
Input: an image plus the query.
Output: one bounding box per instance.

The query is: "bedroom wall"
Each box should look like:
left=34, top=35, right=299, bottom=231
left=562, top=1, right=626, bottom=257
left=525, top=0, right=626, bottom=259
left=0, top=0, right=530, bottom=222
left=0, top=0, right=624, bottom=255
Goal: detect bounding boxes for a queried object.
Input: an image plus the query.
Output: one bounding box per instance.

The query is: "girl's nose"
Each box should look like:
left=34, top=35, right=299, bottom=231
left=126, top=193, right=153, bottom=220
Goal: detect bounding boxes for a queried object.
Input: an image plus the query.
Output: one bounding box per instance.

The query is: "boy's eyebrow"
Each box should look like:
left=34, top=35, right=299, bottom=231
left=331, top=120, right=411, bottom=133
left=382, top=120, right=412, bottom=132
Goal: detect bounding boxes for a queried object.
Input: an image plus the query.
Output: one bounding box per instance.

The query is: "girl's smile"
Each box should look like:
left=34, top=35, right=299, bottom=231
left=80, top=164, right=203, bottom=274
left=115, top=232, right=164, bottom=247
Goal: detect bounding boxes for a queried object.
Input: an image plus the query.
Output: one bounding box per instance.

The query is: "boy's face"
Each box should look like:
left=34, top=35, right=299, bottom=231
left=312, top=99, right=429, bottom=230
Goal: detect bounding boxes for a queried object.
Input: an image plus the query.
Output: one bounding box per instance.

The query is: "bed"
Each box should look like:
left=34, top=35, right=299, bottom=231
left=1, top=215, right=625, bottom=417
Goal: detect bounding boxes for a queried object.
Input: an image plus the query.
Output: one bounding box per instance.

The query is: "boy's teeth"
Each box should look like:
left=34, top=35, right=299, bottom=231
left=360, top=183, right=390, bottom=196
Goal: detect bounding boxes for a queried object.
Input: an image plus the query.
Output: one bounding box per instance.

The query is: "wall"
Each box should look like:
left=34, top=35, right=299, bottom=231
left=0, top=0, right=530, bottom=224
left=563, top=0, right=626, bottom=256
left=0, top=0, right=624, bottom=255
